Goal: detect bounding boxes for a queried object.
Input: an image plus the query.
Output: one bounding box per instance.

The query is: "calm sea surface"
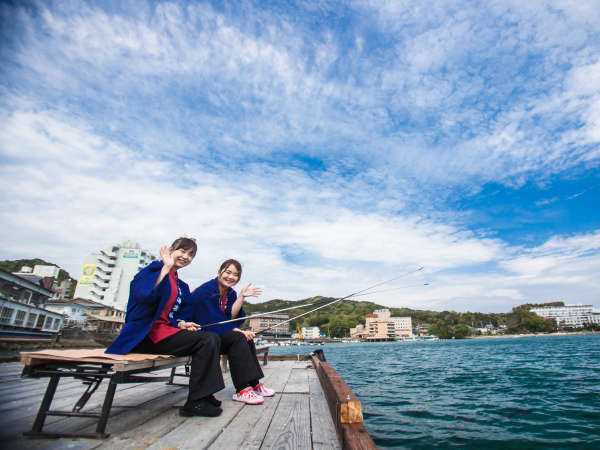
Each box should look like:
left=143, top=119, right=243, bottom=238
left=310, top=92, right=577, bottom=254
left=270, top=335, right=600, bottom=449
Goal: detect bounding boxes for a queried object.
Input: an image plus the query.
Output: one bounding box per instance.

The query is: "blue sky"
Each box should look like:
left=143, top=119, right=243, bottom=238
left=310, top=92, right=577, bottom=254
left=1, top=0, right=599, bottom=312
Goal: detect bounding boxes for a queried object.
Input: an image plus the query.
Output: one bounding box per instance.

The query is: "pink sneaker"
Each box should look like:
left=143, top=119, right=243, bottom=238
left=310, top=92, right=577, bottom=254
left=253, top=382, right=275, bottom=397
left=233, top=387, right=264, bottom=404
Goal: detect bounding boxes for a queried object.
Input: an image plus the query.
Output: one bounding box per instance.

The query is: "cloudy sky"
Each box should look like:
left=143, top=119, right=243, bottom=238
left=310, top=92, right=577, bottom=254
left=1, top=0, right=599, bottom=312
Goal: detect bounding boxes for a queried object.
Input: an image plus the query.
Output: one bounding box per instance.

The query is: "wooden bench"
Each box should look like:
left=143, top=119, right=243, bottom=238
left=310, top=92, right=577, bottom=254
left=169, top=345, right=271, bottom=384
left=20, top=349, right=191, bottom=439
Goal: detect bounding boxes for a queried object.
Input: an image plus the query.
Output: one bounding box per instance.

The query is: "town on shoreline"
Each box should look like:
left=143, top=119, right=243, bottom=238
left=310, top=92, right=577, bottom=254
left=1, top=251, right=599, bottom=351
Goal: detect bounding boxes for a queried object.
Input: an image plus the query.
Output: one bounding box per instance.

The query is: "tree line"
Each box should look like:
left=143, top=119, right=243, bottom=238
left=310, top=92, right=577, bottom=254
left=244, top=298, right=589, bottom=338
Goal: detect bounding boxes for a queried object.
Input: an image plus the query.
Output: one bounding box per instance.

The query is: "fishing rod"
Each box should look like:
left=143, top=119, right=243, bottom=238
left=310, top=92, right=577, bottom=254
left=346, top=282, right=430, bottom=298
left=255, top=266, right=424, bottom=335
left=198, top=301, right=317, bottom=329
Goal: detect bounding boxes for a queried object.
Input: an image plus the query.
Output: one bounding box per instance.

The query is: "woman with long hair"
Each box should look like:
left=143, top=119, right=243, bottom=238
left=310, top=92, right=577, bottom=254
left=179, top=259, right=275, bottom=405
left=106, top=237, right=225, bottom=417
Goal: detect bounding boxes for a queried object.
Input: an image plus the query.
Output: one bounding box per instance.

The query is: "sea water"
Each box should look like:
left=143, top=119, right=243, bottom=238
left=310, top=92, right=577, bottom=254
left=270, top=335, right=600, bottom=448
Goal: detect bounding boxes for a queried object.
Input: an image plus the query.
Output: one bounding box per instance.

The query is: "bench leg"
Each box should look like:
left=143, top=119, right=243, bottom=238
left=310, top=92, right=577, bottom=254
left=168, top=367, right=176, bottom=384
left=95, top=380, right=117, bottom=438
left=30, top=374, right=60, bottom=433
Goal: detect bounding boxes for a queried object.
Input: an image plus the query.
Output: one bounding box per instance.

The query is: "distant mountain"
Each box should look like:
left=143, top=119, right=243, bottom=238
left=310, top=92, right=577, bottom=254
left=243, top=297, right=572, bottom=338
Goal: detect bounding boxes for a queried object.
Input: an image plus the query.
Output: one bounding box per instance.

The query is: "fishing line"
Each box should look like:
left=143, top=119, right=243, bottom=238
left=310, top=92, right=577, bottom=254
left=198, top=301, right=317, bottom=329
left=346, top=282, right=430, bottom=298
left=255, top=266, right=425, bottom=335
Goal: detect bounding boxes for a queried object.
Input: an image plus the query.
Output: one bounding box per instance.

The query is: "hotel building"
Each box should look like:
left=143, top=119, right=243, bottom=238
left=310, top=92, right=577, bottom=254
left=300, top=326, right=321, bottom=339
left=73, top=241, right=156, bottom=311
left=530, top=304, right=600, bottom=328
left=0, top=269, right=64, bottom=341
left=248, top=313, right=291, bottom=337
left=351, top=309, right=413, bottom=340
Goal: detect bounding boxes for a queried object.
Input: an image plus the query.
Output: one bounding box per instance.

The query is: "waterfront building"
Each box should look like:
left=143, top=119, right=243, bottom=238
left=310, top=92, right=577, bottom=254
left=13, top=264, right=73, bottom=300
left=361, top=309, right=413, bottom=340
left=349, top=323, right=368, bottom=339
left=43, top=298, right=125, bottom=333
left=365, top=313, right=395, bottom=340
left=414, top=323, right=430, bottom=336
left=391, top=316, right=413, bottom=337
left=248, top=313, right=291, bottom=337
left=530, top=304, right=600, bottom=328
left=73, top=241, right=156, bottom=311
left=373, top=309, right=391, bottom=319
left=0, top=269, right=64, bottom=341
left=301, top=326, right=321, bottom=339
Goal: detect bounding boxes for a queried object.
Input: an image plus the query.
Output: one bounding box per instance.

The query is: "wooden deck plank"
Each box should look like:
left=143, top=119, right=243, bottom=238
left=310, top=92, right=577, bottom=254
left=149, top=362, right=290, bottom=450
left=0, top=358, right=356, bottom=450
left=309, top=377, right=342, bottom=450
left=283, top=368, right=309, bottom=394
left=2, top=372, right=183, bottom=439
left=0, top=380, right=95, bottom=409
left=145, top=385, right=242, bottom=450
left=96, top=397, right=188, bottom=450
left=0, top=379, right=149, bottom=437
left=260, top=394, right=311, bottom=450
left=207, top=363, right=293, bottom=450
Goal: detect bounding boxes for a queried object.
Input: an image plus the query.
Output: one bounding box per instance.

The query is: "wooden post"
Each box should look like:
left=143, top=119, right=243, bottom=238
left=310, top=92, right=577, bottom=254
left=310, top=355, right=377, bottom=450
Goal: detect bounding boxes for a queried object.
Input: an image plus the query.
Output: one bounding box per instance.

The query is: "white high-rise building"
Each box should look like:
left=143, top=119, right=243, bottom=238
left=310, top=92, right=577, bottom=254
left=530, top=304, right=600, bottom=328
left=74, top=241, right=156, bottom=311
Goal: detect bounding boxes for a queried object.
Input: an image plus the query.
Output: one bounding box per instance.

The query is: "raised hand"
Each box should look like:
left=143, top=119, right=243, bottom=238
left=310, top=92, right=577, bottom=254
left=240, top=283, right=262, bottom=299
left=159, top=245, right=175, bottom=269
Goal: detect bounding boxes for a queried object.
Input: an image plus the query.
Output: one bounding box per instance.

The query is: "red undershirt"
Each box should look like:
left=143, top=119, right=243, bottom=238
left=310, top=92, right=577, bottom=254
left=220, top=291, right=227, bottom=312
left=147, top=269, right=181, bottom=343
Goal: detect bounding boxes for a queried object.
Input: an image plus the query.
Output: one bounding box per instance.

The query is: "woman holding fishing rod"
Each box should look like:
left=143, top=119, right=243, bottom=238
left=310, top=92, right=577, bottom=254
left=177, top=259, right=275, bottom=405
left=105, top=237, right=225, bottom=417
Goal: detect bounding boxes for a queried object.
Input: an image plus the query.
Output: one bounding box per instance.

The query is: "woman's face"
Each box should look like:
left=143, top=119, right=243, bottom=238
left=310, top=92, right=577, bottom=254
left=171, top=247, right=196, bottom=270
left=217, top=264, right=240, bottom=289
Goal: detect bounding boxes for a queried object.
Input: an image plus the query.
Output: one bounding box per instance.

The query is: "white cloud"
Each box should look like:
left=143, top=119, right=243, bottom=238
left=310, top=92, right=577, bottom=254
left=1, top=1, right=599, bottom=313
left=2, top=105, right=599, bottom=312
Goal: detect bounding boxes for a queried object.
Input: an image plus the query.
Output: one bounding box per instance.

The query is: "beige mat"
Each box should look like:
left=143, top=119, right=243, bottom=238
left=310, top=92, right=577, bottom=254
left=20, top=348, right=174, bottom=364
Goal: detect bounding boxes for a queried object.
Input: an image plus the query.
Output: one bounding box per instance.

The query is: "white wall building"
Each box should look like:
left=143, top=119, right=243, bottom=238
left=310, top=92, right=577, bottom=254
left=301, top=326, right=321, bottom=339
left=530, top=304, right=600, bottom=328
left=74, top=241, right=156, bottom=311
left=391, top=316, right=413, bottom=337
left=373, top=309, right=391, bottom=319
left=44, top=300, right=89, bottom=325
left=0, top=269, right=64, bottom=340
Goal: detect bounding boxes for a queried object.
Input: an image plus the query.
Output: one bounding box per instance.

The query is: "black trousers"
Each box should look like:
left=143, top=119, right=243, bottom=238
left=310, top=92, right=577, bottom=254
left=133, top=330, right=225, bottom=402
left=220, top=330, right=264, bottom=392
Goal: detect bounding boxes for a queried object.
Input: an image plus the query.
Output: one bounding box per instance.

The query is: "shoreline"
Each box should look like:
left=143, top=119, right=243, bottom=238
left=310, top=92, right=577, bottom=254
left=467, top=331, right=599, bottom=339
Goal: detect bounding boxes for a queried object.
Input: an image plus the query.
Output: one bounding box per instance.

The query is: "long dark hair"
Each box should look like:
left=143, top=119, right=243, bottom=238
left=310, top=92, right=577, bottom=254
left=218, top=259, right=242, bottom=277
left=170, top=237, right=197, bottom=255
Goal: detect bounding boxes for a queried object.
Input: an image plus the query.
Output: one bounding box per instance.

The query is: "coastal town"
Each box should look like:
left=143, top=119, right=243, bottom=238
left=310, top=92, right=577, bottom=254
left=1, top=240, right=599, bottom=351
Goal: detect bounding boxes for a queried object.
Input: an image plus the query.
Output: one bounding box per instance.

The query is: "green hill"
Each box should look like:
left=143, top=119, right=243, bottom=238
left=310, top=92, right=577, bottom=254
left=243, top=298, right=569, bottom=338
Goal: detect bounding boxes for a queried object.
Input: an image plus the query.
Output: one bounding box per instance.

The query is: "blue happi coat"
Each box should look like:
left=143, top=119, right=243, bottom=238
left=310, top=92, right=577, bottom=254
left=177, top=278, right=246, bottom=336
left=105, top=261, right=190, bottom=354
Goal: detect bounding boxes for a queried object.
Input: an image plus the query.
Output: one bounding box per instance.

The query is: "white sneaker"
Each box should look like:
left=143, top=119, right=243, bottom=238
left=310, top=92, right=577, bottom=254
left=253, top=382, right=275, bottom=397
left=233, top=387, right=264, bottom=404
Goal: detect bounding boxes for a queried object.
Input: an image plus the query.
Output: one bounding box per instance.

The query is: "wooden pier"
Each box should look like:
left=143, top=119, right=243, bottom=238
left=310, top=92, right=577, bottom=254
left=0, top=352, right=376, bottom=449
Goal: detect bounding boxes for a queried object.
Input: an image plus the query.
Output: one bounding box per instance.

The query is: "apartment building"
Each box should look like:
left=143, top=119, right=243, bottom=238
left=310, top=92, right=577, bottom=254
left=391, top=316, right=413, bottom=337
left=248, top=313, right=291, bottom=337
left=74, top=241, right=156, bottom=311
left=0, top=269, right=64, bottom=341
left=353, top=309, right=414, bottom=340
left=365, top=313, right=395, bottom=340
left=300, top=326, right=321, bottom=339
left=530, top=304, right=600, bottom=328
